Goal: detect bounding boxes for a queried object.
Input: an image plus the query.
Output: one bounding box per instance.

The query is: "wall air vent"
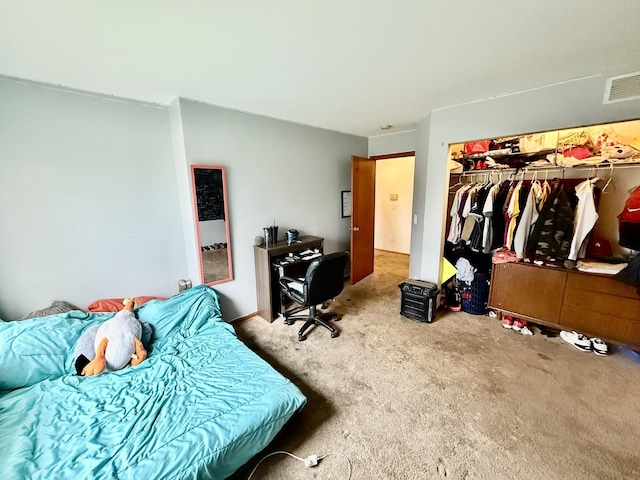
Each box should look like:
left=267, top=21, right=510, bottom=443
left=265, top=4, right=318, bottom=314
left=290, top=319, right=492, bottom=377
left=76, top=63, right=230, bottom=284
left=603, top=71, right=640, bottom=104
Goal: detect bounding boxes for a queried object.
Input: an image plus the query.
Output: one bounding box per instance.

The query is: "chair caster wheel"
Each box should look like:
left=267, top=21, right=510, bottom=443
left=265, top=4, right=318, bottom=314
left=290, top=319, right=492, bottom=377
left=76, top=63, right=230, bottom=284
left=298, top=334, right=307, bottom=342
left=285, top=319, right=295, bottom=326
left=331, top=332, right=339, bottom=338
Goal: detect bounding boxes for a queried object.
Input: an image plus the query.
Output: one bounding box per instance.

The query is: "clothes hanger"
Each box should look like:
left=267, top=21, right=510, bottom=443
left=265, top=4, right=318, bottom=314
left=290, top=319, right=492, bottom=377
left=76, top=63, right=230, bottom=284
left=601, top=163, right=615, bottom=193
left=531, top=168, right=539, bottom=184
left=449, top=178, right=463, bottom=191
left=449, top=172, right=467, bottom=191
left=542, top=169, right=555, bottom=190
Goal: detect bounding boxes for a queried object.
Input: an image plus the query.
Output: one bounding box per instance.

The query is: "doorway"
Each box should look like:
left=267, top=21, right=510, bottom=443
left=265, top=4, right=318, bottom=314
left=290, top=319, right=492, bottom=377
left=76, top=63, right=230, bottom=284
left=350, top=152, right=415, bottom=284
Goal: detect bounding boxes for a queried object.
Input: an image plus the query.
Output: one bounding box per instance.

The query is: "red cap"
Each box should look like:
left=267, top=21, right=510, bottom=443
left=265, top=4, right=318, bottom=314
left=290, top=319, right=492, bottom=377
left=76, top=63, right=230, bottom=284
left=586, top=236, right=612, bottom=259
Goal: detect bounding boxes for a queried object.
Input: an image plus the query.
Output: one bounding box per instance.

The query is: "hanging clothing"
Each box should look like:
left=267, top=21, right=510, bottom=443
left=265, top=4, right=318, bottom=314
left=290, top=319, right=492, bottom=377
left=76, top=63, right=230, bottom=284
left=447, top=183, right=473, bottom=244
left=491, top=182, right=511, bottom=250
left=618, top=185, right=640, bottom=251
left=527, top=181, right=576, bottom=263
left=482, top=182, right=501, bottom=254
left=460, top=184, right=484, bottom=242
left=538, top=180, right=552, bottom=210
left=467, top=183, right=492, bottom=252
left=567, top=178, right=600, bottom=263
left=504, top=180, right=524, bottom=249
left=513, top=181, right=542, bottom=259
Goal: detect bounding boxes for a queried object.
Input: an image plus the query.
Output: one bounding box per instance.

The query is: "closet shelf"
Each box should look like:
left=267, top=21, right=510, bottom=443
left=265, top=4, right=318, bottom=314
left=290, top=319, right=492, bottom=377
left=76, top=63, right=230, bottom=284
left=458, top=148, right=555, bottom=161
left=456, top=160, right=640, bottom=177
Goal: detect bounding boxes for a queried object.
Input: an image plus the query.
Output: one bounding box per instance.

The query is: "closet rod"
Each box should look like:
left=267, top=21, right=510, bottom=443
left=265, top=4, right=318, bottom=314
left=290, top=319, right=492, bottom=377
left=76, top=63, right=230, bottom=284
left=459, top=162, right=640, bottom=176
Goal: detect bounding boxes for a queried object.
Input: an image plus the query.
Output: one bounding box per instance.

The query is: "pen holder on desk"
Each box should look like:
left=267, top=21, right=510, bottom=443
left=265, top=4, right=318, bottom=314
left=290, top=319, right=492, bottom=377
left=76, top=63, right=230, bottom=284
left=263, top=226, right=278, bottom=246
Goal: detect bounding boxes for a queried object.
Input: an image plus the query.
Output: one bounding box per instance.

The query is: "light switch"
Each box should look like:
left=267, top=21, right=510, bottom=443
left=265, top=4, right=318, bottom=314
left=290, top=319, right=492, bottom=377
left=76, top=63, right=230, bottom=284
left=413, top=214, right=418, bottom=225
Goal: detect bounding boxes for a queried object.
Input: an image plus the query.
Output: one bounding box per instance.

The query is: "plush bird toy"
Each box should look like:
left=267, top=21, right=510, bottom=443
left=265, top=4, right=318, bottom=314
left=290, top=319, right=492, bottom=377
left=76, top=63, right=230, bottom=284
left=75, top=298, right=151, bottom=376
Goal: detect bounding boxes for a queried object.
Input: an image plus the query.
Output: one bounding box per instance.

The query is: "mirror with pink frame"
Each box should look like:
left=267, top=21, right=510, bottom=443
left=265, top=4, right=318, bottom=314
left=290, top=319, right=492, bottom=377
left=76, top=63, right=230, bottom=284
left=190, top=165, right=233, bottom=285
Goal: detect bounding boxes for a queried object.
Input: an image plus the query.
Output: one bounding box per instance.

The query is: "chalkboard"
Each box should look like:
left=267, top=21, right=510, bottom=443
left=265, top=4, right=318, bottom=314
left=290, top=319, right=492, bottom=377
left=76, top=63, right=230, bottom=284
left=194, top=168, right=225, bottom=221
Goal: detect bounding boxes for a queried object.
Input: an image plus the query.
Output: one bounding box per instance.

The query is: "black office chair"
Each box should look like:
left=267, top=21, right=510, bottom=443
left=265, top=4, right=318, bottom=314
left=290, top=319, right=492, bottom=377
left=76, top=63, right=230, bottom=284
left=279, top=251, right=349, bottom=341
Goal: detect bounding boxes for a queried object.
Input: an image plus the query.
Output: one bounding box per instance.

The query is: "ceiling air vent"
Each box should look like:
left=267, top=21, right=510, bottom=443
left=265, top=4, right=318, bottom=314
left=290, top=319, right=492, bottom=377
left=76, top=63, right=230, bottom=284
left=603, top=71, right=640, bottom=104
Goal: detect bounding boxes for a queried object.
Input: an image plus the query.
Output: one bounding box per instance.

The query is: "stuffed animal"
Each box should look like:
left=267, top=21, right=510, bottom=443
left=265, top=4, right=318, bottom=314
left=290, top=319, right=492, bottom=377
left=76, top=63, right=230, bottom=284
left=75, top=298, right=152, bottom=376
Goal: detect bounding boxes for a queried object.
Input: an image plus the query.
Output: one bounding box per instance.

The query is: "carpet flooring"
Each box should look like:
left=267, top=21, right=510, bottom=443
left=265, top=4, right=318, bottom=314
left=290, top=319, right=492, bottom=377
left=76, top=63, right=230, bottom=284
left=233, top=250, right=640, bottom=480
left=202, top=248, right=230, bottom=283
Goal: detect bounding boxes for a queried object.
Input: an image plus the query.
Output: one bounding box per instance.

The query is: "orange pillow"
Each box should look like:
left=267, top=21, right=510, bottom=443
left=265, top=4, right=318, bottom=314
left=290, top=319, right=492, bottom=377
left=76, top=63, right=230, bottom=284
left=87, top=296, right=166, bottom=312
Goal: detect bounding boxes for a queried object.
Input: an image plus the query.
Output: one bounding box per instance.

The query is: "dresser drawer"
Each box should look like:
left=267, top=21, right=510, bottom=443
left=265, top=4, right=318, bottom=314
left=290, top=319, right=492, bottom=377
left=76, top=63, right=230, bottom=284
left=563, top=287, right=640, bottom=321
left=566, top=271, right=638, bottom=299
left=560, top=306, right=640, bottom=349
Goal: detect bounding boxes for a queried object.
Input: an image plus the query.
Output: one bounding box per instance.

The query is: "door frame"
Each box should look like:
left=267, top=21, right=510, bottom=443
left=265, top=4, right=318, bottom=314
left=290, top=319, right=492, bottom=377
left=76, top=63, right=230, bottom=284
left=350, top=150, right=415, bottom=284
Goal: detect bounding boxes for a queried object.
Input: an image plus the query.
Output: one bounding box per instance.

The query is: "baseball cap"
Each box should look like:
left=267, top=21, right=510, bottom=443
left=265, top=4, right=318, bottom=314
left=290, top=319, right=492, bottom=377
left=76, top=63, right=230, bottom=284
left=586, top=236, right=612, bottom=259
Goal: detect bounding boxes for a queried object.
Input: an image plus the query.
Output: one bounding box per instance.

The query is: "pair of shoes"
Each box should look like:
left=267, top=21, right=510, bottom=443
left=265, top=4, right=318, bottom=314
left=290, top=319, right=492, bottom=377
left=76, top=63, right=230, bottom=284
left=591, top=337, right=609, bottom=356
left=560, top=331, right=609, bottom=355
left=503, top=317, right=533, bottom=335
left=474, top=160, right=488, bottom=170
left=560, top=331, right=592, bottom=352
left=512, top=319, right=526, bottom=332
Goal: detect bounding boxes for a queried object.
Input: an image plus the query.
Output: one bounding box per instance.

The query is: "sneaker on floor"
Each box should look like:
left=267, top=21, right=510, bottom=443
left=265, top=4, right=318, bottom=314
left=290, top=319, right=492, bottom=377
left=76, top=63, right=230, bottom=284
left=502, top=316, right=513, bottom=329
left=512, top=319, right=526, bottom=332
left=520, top=325, right=533, bottom=336
left=448, top=303, right=462, bottom=312
left=591, top=338, right=609, bottom=356
left=560, top=330, right=592, bottom=352
left=443, top=285, right=462, bottom=312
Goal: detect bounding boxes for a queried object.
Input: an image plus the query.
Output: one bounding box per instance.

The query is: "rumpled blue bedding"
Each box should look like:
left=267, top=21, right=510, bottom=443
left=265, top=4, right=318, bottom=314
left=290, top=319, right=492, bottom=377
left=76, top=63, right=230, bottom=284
left=0, top=286, right=306, bottom=479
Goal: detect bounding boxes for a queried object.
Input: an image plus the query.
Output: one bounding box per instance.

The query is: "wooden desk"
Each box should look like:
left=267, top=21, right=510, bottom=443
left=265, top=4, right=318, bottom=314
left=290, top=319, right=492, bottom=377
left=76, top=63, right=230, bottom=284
left=254, top=235, right=324, bottom=322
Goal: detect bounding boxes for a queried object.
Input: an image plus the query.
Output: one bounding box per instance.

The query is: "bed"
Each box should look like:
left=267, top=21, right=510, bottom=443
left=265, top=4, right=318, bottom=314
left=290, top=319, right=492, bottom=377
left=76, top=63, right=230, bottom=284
left=0, top=285, right=306, bottom=479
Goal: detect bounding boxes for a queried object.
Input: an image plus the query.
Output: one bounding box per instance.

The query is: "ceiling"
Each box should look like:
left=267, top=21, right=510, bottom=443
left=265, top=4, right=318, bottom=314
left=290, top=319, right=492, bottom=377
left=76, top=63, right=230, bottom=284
left=2, top=1, right=640, bottom=137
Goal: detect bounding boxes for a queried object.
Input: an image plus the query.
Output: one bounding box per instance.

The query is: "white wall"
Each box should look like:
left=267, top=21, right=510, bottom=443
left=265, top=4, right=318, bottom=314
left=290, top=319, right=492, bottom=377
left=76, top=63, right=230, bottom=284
left=0, top=78, right=366, bottom=321
left=0, top=77, right=187, bottom=319
left=415, top=73, right=640, bottom=284
left=176, top=99, right=368, bottom=319
left=368, top=129, right=416, bottom=157
left=374, top=157, right=415, bottom=254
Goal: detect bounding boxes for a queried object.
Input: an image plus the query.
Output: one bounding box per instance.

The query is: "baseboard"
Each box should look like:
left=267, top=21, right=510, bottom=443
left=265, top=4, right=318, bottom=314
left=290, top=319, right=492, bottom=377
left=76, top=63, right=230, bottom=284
left=375, top=248, right=409, bottom=256
left=230, top=311, right=259, bottom=324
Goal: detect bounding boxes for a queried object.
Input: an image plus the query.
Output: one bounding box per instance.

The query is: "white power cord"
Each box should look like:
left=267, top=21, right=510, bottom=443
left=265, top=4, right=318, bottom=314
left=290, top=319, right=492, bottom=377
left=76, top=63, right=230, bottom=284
left=247, top=450, right=352, bottom=480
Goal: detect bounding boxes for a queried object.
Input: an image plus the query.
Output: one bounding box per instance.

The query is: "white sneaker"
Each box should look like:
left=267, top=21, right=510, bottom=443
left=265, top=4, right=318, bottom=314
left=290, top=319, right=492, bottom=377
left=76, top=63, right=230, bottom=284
left=520, top=326, right=533, bottom=336
left=560, top=331, right=592, bottom=352
left=590, top=338, right=609, bottom=356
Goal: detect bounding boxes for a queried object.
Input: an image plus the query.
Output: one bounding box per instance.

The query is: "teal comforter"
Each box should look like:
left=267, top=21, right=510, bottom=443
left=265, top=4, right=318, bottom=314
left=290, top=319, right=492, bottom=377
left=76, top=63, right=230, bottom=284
left=0, top=286, right=306, bottom=479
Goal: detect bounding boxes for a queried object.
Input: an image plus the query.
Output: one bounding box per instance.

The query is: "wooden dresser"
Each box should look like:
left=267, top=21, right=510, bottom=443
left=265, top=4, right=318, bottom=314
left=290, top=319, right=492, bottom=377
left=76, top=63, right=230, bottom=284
left=253, top=235, right=324, bottom=322
left=488, top=262, right=640, bottom=349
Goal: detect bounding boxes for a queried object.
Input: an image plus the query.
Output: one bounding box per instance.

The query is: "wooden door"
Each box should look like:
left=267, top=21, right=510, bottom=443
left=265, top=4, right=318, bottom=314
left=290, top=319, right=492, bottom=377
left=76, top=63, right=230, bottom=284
left=350, top=155, right=376, bottom=284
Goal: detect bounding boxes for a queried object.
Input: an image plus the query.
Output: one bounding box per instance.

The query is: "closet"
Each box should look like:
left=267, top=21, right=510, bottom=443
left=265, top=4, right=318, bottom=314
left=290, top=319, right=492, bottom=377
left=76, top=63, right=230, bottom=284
left=444, top=118, right=640, bottom=349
